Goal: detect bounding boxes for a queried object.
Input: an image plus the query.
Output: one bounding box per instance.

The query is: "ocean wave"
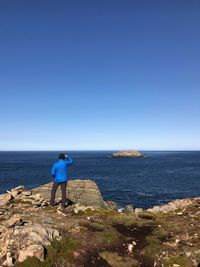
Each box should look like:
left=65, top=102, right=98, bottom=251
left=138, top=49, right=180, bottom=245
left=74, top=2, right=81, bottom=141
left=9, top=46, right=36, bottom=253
left=136, top=192, right=154, bottom=197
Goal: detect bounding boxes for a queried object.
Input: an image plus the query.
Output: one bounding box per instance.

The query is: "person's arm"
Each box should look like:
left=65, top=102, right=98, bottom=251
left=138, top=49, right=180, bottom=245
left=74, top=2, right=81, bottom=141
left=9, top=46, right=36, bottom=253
left=65, top=156, right=73, bottom=166
left=51, top=164, right=56, bottom=178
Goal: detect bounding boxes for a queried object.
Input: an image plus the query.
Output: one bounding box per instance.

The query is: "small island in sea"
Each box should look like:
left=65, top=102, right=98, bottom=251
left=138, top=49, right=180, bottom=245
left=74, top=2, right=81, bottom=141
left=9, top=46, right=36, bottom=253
left=112, top=150, right=144, bottom=158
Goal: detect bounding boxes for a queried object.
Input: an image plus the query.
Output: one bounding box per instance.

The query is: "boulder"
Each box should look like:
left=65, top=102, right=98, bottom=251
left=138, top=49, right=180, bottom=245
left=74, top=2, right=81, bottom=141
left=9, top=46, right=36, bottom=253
left=0, top=208, right=9, bottom=215
left=12, top=223, right=61, bottom=247
left=18, top=244, right=44, bottom=262
left=134, top=208, right=143, bottom=215
left=123, top=204, right=135, bottom=214
left=73, top=204, right=95, bottom=214
left=112, top=150, right=144, bottom=158
left=32, top=180, right=108, bottom=209
left=0, top=193, right=12, bottom=207
left=67, top=180, right=106, bottom=208
left=9, top=186, right=25, bottom=197
left=21, top=190, right=32, bottom=197
left=104, top=201, right=118, bottom=211
left=2, top=252, right=13, bottom=267
left=3, top=214, right=23, bottom=228
left=99, top=251, right=139, bottom=267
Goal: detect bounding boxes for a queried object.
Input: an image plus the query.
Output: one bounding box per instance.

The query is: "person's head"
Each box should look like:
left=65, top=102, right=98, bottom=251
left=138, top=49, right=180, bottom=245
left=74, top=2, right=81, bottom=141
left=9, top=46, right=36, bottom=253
left=58, top=153, right=66, bottom=160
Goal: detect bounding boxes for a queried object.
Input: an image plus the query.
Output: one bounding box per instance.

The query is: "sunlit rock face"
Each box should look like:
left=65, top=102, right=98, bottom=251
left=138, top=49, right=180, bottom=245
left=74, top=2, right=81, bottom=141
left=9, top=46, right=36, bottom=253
left=112, top=150, right=144, bottom=158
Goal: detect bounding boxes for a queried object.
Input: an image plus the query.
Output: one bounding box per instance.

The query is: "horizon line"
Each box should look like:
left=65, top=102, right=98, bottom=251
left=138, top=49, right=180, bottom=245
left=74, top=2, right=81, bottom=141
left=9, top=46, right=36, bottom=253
left=0, top=149, right=200, bottom=152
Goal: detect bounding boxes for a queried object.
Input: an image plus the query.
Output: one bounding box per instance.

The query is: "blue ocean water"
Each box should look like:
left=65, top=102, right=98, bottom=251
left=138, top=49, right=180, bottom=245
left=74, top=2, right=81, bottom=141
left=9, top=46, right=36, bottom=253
left=0, top=151, right=200, bottom=209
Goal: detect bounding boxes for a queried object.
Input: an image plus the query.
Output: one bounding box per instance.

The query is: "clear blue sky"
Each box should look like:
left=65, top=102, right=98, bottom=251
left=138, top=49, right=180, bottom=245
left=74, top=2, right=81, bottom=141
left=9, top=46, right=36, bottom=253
left=0, top=0, right=200, bottom=150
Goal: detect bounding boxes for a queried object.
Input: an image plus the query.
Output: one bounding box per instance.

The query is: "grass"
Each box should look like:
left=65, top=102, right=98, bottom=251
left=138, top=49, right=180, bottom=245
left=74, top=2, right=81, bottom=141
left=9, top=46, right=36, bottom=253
left=94, top=228, right=120, bottom=246
left=164, top=255, right=191, bottom=267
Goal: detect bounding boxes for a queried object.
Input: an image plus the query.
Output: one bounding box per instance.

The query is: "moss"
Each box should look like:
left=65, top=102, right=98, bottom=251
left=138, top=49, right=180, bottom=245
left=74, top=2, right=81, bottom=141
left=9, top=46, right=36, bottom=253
left=16, top=257, right=41, bottom=267
left=138, top=211, right=156, bottom=220
left=94, top=228, right=120, bottom=246
left=141, top=235, right=162, bottom=263
left=87, top=222, right=106, bottom=232
left=165, top=255, right=191, bottom=267
left=109, top=213, right=137, bottom=226
left=152, top=227, right=169, bottom=241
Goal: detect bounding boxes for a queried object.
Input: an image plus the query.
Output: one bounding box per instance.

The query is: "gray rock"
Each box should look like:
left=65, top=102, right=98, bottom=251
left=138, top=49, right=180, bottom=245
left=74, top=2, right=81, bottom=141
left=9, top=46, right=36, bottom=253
left=3, top=214, right=23, bottom=228
left=0, top=208, right=9, bottom=215
left=104, top=201, right=118, bottom=211
left=123, top=204, right=135, bottom=214
left=18, top=244, right=44, bottom=262
left=9, top=186, right=25, bottom=197
left=67, top=180, right=106, bottom=208
left=21, top=190, right=32, bottom=196
left=147, top=198, right=200, bottom=214
left=32, top=180, right=107, bottom=209
left=134, top=208, right=143, bottom=215
left=12, top=223, right=61, bottom=247
left=0, top=193, right=12, bottom=207
left=73, top=204, right=95, bottom=214
left=2, top=252, right=13, bottom=267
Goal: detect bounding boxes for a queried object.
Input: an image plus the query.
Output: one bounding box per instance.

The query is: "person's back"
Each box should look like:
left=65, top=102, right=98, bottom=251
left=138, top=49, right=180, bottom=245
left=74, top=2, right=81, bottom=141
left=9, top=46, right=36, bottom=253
left=50, top=153, right=73, bottom=208
left=51, top=157, right=73, bottom=183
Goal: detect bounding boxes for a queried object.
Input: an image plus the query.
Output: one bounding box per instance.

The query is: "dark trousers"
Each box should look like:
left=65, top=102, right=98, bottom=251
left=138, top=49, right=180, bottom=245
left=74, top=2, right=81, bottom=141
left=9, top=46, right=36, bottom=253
left=50, top=182, right=67, bottom=208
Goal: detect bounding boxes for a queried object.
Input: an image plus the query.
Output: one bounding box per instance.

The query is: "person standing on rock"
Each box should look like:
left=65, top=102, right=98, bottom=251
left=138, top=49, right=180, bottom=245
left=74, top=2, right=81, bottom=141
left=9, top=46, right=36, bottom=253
left=50, top=153, right=73, bottom=208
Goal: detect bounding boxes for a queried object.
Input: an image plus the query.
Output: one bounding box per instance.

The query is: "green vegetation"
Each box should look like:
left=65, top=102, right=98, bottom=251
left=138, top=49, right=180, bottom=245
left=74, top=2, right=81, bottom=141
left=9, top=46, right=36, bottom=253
left=165, top=255, right=191, bottom=267
left=94, top=227, right=120, bottom=246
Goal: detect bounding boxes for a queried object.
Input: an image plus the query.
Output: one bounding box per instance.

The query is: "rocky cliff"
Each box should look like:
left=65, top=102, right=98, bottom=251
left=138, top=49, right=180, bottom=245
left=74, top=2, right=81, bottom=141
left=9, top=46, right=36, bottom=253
left=0, top=180, right=200, bottom=267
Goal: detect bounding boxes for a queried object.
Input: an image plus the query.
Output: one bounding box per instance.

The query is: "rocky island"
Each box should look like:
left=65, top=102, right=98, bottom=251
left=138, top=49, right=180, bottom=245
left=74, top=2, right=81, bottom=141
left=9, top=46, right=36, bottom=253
left=0, top=180, right=200, bottom=267
left=112, top=150, right=144, bottom=158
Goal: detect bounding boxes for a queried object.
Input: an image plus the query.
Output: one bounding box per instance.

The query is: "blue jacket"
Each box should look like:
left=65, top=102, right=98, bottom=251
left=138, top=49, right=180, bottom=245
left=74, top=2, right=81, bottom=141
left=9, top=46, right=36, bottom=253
left=51, top=157, right=73, bottom=183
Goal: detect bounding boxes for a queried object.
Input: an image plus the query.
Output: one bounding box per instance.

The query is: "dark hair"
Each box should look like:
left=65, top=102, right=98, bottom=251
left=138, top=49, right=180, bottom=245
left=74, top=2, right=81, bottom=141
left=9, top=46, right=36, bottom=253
left=59, top=153, right=66, bottom=160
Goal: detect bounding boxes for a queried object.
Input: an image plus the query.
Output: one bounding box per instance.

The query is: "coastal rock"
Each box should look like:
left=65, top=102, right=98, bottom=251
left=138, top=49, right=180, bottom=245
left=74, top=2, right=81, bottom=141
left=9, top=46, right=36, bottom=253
left=18, top=244, right=44, bottom=262
left=3, top=214, right=23, bottom=228
left=0, top=193, right=12, bottom=207
left=147, top=197, right=200, bottom=214
left=2, top=252, right=13, bottom=267
left=104, top=201, right=118, bottom=211
left=1, top=182, right=200, bottom=266
left=32, top=180, right=115, bottom=210
left=134, top=208, right=143, bottom=215
left=21, top=190, right=32, bottom=196
left=32, top=180, right=106, bottom=208
left=12, top=224, right=61, bottom=247
left=73, top=204, right=95, bottom=214
left=112, top=150, right=144, bottom=158
left=9, top=186, right=25, bottom=197
left=67, top=180, right=106, bottom=208
left=123, top=204, right=135, bottom=214
left=99, top=251, right=138, bottom=267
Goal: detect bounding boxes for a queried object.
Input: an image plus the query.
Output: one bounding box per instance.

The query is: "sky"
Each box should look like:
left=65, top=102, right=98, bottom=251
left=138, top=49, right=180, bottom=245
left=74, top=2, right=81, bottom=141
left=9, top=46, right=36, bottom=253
left=0, top=0, right=200, bottom=150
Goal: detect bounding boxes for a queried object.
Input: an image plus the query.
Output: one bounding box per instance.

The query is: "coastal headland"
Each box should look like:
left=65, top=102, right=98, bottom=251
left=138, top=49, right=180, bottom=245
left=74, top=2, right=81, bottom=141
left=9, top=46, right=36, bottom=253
left=0, top=180, right=200, bottom=267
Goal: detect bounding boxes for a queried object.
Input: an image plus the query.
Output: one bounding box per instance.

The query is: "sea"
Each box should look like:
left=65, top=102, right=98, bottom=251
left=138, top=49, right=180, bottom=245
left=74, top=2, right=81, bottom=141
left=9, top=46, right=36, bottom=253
left=0, top=151, right=200, bottom=209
